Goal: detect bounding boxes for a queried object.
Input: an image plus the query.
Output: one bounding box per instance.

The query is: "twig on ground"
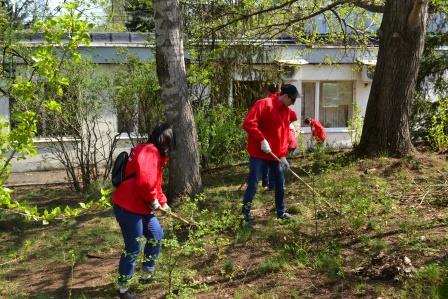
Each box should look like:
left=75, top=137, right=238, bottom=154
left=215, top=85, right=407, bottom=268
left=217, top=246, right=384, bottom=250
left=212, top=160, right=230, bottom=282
left=0, top=258, right=18, bottom=266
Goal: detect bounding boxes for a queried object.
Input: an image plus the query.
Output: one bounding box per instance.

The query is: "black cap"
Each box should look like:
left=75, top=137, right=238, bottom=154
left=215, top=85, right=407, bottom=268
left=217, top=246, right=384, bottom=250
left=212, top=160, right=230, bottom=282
left=280, top=84, right=299, bottom=102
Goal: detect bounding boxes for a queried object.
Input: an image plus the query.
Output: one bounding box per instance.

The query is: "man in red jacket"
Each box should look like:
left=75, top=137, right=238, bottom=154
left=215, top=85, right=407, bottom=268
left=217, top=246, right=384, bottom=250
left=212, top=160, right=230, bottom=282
left=242, top=84, right=299, bottom=224
left=304, top=117, right=327, bottom=143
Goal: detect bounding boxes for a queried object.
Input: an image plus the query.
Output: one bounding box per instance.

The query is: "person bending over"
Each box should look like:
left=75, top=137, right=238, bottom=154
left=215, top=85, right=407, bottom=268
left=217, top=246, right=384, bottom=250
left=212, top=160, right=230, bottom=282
left=112, top=123, right=175, bottom=299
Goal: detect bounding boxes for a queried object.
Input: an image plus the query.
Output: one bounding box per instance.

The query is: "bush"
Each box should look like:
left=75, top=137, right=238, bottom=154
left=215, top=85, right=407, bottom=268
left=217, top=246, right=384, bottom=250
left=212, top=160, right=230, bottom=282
left=428, top=98, right=448, bottom=151
left=195, top=104, right=247, bottom=168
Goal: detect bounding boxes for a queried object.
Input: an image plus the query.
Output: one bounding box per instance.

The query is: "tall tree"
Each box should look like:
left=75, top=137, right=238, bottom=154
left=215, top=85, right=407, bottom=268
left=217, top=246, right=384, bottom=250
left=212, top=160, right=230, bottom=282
left=153, top=0, right=202, bottom=199
left=357, top=0, right=429, bottom=156
left=189, top=0, right=445, bottom=157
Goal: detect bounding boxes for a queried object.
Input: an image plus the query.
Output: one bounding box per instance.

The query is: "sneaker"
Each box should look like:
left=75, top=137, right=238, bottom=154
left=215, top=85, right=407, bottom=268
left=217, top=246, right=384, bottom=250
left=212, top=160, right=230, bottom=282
left=118, top=290, right=140, bottom=299
left=278, top=212, right=293, bottom=220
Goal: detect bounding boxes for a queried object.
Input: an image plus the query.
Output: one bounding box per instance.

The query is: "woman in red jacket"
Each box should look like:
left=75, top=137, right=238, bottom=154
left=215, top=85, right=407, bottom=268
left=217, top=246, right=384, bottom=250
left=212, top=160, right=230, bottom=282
left=112, top=123, right=174, bottom=299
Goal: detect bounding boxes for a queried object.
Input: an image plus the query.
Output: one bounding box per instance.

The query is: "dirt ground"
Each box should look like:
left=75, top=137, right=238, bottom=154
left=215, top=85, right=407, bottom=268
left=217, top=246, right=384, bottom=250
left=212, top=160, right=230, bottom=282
left=6, top=169, right=69, bottom=186
left=1, top=151, right=448, bottom=298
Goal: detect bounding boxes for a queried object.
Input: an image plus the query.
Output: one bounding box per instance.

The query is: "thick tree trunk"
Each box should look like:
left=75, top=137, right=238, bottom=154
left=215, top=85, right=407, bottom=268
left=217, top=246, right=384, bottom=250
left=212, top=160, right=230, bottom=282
left=153, top=0, right=202, bottom=199
left=358, top=0, right=429, bottom=156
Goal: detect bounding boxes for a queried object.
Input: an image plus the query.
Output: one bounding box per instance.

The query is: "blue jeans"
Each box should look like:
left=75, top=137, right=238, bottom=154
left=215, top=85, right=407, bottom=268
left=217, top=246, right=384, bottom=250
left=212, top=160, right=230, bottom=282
left=113, top=205, right=164, bottom=286
left=243, top=157, right=286, bottom=221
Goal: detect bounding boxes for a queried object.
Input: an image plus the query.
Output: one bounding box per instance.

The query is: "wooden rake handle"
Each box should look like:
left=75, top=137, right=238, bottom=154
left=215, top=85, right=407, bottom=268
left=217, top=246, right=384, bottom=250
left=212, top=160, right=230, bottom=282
left=157, top=207, right=190, bottom=225
left=269, top=152, right=338, bottom=212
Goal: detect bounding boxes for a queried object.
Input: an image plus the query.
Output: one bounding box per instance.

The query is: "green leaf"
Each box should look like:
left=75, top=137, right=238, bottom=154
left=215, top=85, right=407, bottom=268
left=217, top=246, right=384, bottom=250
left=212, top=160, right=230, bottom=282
left=44, top=100, right=62, bottom=113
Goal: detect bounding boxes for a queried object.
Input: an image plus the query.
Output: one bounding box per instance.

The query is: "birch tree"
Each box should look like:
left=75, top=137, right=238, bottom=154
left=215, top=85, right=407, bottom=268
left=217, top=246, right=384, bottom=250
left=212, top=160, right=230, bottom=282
left=153, top=0, right=202, bottom=199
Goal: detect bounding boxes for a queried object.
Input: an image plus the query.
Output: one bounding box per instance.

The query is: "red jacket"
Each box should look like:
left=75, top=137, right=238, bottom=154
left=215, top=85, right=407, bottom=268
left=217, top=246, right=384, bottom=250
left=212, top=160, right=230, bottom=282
left=243, top=93, right=297, bottom=160
left=112, top=143, right=168, bottom=215
left=288, top=126, right=297, bottom=150
left=310, top=119, right=327, bottom=142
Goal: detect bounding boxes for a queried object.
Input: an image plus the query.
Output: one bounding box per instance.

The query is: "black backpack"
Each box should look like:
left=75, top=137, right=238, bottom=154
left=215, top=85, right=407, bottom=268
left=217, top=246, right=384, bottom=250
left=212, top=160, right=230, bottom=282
left=111, top=150, right=132, bottom=187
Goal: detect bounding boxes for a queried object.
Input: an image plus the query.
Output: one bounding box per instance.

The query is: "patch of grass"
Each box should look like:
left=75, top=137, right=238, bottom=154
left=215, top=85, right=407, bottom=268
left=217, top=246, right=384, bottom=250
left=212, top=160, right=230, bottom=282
left=234, top=287, right=261, bottom=299
left=354, top=282, right=368, bottom=297
left=313, top=252, right=344, bottom=281
left=280, top=240, right=312, bottom=267
left=257, top=254, right=288, bottom=275
left=402, top=263, right=448, bottom=299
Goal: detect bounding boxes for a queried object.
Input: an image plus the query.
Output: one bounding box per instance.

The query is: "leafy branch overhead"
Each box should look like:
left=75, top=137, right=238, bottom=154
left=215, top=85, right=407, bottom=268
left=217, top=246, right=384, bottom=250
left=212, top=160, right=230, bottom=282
left=186, top=0, right=385, bottom=45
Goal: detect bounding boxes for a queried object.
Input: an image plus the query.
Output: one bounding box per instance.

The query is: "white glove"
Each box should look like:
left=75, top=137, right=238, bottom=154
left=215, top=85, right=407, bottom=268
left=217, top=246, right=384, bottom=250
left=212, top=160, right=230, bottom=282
left=260, top=139, right=272, bottom=154
left=280, top=157, right=290, bottom=170
left=150, top=199, right=160, bottom=210
left=160, top=203, right=171, bottom=213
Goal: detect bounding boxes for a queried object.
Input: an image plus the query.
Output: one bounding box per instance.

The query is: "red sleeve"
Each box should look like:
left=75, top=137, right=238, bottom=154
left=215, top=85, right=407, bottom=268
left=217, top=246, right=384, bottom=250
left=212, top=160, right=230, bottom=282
left=134, top=146, right=160, bottom=203
left=288, top=128, right=297, bottom=149
left=242, top=100, right=266, bottom=142
left=289, top=109, right=297, bottom=122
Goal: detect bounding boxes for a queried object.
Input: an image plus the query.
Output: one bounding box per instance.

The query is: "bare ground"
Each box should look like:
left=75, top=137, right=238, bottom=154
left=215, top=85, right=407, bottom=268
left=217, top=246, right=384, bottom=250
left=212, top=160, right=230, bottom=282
left=1, top=151, right=447, bottom=298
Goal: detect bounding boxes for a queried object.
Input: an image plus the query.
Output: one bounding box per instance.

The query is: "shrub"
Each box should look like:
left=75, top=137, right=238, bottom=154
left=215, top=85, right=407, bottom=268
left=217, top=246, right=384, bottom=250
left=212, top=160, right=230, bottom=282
left=195, top=104, right=247, bottom=168
left=428, top=98, right=448, bottom=151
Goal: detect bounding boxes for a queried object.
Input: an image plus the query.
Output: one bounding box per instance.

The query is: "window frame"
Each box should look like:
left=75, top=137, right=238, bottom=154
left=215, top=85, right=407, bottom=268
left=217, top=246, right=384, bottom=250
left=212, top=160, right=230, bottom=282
left=301, top=80, right=355, bottom=130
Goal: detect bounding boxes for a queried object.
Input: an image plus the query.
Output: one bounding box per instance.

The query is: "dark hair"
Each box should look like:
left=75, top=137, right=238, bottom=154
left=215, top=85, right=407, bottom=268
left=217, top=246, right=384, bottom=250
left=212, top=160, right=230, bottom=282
left=304, top=118, right=311, bottom=124
left=267, top=83, right=277, bottom=93
left=280, top=84, right=299, bottom=104
left=148, top=123, right=176, bottom=156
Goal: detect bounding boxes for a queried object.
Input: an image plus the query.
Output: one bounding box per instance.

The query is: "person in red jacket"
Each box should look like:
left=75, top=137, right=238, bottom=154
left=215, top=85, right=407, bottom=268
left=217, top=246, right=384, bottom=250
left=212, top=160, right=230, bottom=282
left=304, top=117, right=327, bottom=143
left=242, top=84, right=299, bottom=224
left=112, top=123, right=175, bottom=299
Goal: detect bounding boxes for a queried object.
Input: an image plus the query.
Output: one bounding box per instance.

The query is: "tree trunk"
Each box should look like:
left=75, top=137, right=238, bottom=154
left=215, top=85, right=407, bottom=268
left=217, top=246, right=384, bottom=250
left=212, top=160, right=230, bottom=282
left=153, top=0, right=202, bottom=199
left=357, top=0, right=429, bottom=156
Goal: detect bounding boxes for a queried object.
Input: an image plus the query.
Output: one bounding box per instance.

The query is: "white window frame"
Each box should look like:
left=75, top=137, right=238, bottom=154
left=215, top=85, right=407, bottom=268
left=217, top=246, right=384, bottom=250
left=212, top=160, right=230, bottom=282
left=300, top=80, right=355, bottom=133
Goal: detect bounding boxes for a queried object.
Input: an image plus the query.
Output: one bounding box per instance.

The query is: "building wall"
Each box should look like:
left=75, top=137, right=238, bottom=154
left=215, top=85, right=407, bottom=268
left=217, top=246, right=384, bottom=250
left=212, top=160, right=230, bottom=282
left=1, top=39, right=375, bottom=172
left=286, top=64, right=371, bottom=148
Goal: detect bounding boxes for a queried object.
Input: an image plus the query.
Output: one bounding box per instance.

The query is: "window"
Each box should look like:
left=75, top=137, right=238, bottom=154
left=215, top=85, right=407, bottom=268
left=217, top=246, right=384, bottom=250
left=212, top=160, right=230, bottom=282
left=301, top=81, right=354, bottom=128
left=319, top=82, right=353, bottom=128
left=9, top=98, right=78, bottom=138
left=301, top=82, right=316, bottom=127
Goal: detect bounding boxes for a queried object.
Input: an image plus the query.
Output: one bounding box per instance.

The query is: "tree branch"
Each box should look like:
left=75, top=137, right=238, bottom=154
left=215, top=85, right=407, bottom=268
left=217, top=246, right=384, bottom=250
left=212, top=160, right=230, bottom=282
left=211, top=0, right=385, bottom=35
left=211, top=0, right=297, bottom=33
left=353, top=1, right=385, bottom=13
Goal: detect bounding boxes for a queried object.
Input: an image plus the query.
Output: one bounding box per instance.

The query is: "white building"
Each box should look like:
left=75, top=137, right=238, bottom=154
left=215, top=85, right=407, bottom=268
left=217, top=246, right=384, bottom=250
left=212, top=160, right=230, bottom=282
left=1, top=33, right=377, bottom=172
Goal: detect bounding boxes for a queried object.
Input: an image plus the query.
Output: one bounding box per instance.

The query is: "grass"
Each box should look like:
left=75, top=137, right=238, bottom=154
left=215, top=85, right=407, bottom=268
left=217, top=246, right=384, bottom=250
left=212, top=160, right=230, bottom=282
left=0, top=151, right=447, bottom=298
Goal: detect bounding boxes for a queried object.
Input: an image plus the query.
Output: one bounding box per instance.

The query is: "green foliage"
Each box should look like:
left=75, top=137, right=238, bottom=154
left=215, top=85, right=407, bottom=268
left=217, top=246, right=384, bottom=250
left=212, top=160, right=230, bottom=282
left=195, top=104, right=247, bottom=168
left=428, top=98, right=448, bottom=151
left=30, top=2, right=93, bottom=100
left=258, top=255, right=287, bottom=275
left=347, top=102, right=363, bottom=147
left=47, top=57, right=117, bottom=191
left=0, top=188, right=111, bottom=225
left=123, top=0, right=154, bottom=32
left=0, top=112, right=37, bottom=222
left=113, top=57, right=163, bottom=140
left=402, top=263, right=448, bottom=299
left=158, top=194, right=241, bottom=296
